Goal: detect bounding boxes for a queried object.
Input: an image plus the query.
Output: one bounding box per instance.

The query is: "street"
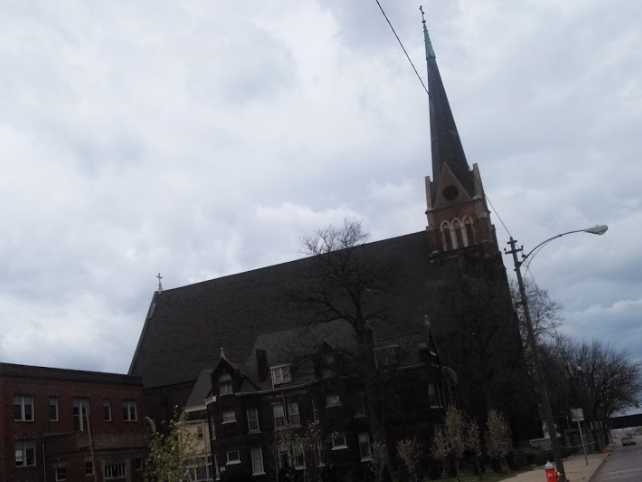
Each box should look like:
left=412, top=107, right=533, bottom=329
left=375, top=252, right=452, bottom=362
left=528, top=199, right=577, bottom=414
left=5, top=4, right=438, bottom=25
left=592, top=442, right=642, bottom=482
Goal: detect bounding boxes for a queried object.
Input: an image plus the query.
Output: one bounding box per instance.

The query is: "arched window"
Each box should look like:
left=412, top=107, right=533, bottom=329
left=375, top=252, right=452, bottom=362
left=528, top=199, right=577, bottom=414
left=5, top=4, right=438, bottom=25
left=463, top=217, right=475, bottom=246
left=452, top=219, right=464, bottom=249
left=440, top=221, right=452, bottom=251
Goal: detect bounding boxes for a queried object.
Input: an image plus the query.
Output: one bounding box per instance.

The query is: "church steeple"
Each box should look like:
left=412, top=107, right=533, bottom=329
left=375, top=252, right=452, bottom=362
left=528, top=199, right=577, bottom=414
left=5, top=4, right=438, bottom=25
left=421, top=10, right=473, bottom=199
left=421, top=8, right=498, bottom=255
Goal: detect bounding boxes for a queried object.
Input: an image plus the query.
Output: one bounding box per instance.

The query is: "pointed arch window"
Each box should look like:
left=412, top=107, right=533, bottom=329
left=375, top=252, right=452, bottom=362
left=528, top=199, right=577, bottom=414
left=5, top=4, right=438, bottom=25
left=440, top=221, right=452, bottom=251
left=452, top=219, right=464, bottom=249
left=463, top=217, right=475, bottom=246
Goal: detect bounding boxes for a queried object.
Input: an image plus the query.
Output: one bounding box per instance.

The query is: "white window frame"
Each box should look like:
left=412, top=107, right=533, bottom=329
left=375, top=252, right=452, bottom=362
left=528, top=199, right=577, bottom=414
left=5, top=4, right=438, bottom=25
left=293, top=443, right=306, bottom=470
left=15, top=440, right=36, bottom=468
left=358, top=433, right=372, bottom=461
left=122, top=401, right=138, bottom=422
left=73, top=399, right=90, bottom=432
left=219, top=373, right=233, bottom=396
left=54, top=463, right=67, bottom=481
left=222, top=410, right=236, bottom=424
left=14, top=395, right=34, bottom=422
left=103, top=400, right=112, bottom=422
left=331, top=432, right=348, bottom=450
left=247, top=408, right=260, bottom=433
left=250, top=447, right=265, bottom=475
left=315, top=440, right=326, bottom=467
left=226, top=450, right=241, bottom=465
left=288, top=401, right=300, bottom=426
left=270, top=364, right=292, bottom=386
left=48, top=397, right=59, bottom=422
left=325, top=394, right=341, bottom=408
left=104, top=462, right=126, bottom=480
left=273, top=403, right=286, bottom=429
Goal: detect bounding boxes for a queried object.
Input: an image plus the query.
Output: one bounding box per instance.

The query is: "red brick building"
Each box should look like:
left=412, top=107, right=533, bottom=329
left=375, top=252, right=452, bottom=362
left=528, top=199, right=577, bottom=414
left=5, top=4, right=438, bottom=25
left=0, top=363, right=147, bottom=482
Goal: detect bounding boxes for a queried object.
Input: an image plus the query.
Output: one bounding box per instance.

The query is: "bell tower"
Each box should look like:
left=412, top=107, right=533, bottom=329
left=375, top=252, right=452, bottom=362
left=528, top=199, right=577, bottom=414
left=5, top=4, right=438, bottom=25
left=421, top=11, right=498, bottom=255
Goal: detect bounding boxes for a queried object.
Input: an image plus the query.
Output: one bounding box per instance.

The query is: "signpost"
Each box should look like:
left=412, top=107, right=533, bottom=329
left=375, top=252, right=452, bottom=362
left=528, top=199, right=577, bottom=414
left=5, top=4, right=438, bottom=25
left=571, top=408, right=588, bottom=466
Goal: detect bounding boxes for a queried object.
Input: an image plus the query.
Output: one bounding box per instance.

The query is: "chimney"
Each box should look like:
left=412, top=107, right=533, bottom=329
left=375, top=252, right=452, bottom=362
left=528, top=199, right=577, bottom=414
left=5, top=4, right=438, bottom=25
left=256, top=349, right=268, bottom=382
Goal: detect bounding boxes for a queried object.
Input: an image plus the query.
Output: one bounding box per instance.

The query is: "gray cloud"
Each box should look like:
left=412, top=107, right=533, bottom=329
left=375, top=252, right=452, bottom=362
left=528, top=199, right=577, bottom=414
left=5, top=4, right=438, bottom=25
left=0, top=1, right=640, bottom=375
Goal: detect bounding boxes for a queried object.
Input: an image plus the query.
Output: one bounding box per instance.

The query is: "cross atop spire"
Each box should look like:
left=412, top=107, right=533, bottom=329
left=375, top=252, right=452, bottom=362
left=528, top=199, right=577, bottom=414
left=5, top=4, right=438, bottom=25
left=421, top=11, right=473, bottom=200
left=156, top=273, right=163, bottom=292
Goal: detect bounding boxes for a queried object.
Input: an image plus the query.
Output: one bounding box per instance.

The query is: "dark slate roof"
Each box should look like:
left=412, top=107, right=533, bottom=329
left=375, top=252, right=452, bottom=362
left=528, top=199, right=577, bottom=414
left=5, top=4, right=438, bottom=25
left=423, top=21, right=475, bottom=200
left=185, top=368, right=214, bottom=409
left=0, top=362, right=141, bottom=386
left=129, top=230, right=494, bottom=389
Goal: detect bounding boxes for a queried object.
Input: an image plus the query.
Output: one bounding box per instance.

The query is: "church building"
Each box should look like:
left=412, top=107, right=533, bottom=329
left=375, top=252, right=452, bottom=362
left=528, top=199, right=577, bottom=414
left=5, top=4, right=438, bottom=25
left=128, top=17, right=532, bottom=446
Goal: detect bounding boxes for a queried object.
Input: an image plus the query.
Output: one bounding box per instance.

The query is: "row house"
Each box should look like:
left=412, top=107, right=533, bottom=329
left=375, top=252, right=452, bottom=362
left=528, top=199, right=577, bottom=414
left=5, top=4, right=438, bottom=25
left=0, top=363, right=147, bottom=482
left=188, top=319, right=454, bottom=482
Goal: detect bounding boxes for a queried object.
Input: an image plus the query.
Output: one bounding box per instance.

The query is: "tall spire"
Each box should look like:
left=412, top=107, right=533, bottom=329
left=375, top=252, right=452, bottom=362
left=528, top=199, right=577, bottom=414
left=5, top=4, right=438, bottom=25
left=421, top=8, right=473, bottom=198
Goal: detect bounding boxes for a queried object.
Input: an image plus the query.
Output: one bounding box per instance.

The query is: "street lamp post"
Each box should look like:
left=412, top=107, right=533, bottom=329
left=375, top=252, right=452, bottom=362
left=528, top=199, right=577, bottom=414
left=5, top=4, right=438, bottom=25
left=505, top=225, right=607, bottom=482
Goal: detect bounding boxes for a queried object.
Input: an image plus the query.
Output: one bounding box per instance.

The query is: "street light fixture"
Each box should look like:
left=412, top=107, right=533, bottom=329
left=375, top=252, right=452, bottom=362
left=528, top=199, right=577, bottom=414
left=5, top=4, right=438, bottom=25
left=505, top=224, right=608, bottom=482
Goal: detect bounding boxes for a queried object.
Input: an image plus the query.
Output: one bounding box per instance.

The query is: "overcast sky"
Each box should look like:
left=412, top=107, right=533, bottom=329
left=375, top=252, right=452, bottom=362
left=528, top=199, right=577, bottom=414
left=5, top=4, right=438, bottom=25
left=1, top=1, right=640, bottom=380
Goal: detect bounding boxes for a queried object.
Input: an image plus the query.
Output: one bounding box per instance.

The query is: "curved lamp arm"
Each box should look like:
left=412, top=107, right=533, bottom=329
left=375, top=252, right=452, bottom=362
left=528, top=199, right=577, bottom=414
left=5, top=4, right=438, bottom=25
left=521, top=224, right=608, bottom=263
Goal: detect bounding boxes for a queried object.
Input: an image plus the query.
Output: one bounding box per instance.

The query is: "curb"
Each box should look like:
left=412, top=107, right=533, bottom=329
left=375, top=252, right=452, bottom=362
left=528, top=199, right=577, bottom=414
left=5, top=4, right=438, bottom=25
left=587, top=452, right=611, bottom=482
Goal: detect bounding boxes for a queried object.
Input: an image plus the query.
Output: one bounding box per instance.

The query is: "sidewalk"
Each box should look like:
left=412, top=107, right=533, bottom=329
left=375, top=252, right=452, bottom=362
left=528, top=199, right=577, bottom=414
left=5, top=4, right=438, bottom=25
left=501, top=453, right=609, bottom=482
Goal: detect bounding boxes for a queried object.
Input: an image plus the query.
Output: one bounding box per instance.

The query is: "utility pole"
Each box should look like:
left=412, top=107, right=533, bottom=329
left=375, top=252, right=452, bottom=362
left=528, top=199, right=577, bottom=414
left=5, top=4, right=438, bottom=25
left=505, top=237, right=567, bottom=482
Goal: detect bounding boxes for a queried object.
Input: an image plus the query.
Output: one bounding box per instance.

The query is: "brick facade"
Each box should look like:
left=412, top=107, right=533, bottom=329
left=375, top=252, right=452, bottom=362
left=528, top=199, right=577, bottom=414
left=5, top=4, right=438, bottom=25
left=0, top=363, right=146, bottom=482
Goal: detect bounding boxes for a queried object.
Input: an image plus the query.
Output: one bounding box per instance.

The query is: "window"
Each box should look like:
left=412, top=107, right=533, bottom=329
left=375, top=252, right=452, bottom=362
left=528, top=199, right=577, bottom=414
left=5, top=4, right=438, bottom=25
left=358, top=433, right=372, bottom=461
left=122, top=401, right=138, bottom=422
left=452, top=218, right=464, bottom=249
left=15, top=440, right=36, bottom=467
left=55, top=464, right=67, bottom=481
left=247, top=408, right=260, bottom=433
left=185, top=456, right=213, bottom=481
left=85, top=460, right=94, bottom=476
left=428, top=384, right=442, bottom=408
left=293, top=443, right=305, bottom=469
left=103, top=400, right=112, bottom=422
left=288, top=402, right=300, bottom=426
left=48, top=398, right=59, bottom=422
left=463, top=217, right=475, bottom=246
left=326, top=394, right=341, bottom=407
left=315, top=440, right=326, bottom=467
left=331, top=432, right=347, bottom=450
left=277, top=446, right=290, bottom=469
left=14, top=395, right=34, bottom=422
left=226, top=450, right=241, bottom=465
left=251, top=447, right=265, bottom=475
left=73, top=399, right=90, bottom=432
left=104, top=462, right=126, bottom=479
left=355, top=392, right=367, bottom=418
left=440, top=221, right=452, bottom=251
left=222, top=410, right=236, bottom=424
left=270, top=365, right=292, bottom=385
left=273, top=403, right=286, bottom=428
left=219, top=374, right=233, bottom=396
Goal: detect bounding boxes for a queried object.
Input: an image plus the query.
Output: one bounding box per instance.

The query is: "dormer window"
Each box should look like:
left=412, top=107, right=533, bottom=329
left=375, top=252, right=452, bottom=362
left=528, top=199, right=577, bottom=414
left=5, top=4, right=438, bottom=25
left=270, top=365, right=292, bottom=386
left=219, top=374, right=233, bottom=396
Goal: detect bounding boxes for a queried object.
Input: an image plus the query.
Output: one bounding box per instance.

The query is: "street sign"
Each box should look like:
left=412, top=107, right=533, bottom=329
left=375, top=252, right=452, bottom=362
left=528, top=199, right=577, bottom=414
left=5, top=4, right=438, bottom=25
left=571, top=408, right=584, bottom=422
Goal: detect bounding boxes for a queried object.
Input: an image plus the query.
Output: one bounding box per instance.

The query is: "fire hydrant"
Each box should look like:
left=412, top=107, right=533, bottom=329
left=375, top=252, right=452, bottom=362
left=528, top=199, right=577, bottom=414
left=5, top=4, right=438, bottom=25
left=544, top=461, right=558, bottom=482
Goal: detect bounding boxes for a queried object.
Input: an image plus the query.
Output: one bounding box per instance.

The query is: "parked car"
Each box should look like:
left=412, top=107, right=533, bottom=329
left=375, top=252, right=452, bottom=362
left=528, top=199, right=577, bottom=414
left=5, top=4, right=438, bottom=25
left=621, top=436, right=636, bottom=447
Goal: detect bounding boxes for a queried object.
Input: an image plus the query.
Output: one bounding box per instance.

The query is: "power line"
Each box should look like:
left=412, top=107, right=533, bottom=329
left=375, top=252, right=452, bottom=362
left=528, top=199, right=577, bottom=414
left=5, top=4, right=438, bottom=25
left=374, top=0, right=429, bottom=95
left=486, top=193, right=513, bottom=239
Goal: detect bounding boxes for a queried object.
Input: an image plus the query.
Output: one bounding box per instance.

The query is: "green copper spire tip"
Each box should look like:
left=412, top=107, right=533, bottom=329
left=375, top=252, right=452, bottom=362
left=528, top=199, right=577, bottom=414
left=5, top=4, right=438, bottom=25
left=419, top=5, right=436, bottom=59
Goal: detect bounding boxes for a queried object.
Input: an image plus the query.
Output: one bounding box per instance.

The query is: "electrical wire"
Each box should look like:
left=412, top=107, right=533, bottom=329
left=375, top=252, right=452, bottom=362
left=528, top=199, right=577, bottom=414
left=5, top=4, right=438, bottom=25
left=374, top=0, right=429, bottom=95
left=486, top=193, right=513, bottom=240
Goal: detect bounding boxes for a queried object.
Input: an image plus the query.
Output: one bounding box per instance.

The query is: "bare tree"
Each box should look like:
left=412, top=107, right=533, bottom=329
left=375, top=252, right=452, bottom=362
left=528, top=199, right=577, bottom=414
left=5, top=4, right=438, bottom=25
left=548, top=336, right=642, bottom=422
left=295, top=219, right=393, bottom=480
left=510, top=278, right=562, bottom=348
